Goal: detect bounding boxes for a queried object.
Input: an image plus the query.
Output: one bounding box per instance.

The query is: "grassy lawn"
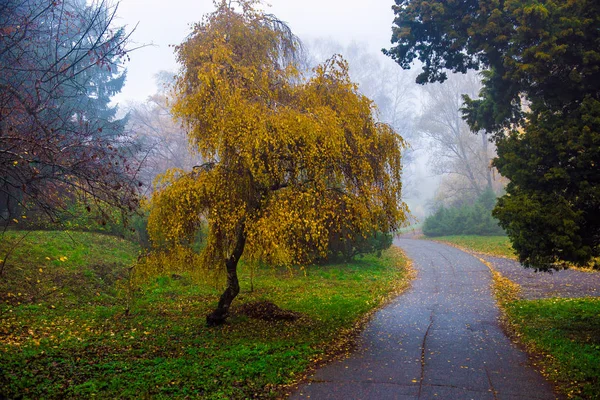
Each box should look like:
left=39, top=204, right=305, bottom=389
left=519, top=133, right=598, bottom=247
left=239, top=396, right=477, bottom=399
left=0, top=230, right=139, bottom=270
left=0, top=230, right=140, bottom=306
left=429, top=235, right=516, bottom=259
left=0, top=231, right=410, bottom=399
left=505, top=298, right=600, bottom=399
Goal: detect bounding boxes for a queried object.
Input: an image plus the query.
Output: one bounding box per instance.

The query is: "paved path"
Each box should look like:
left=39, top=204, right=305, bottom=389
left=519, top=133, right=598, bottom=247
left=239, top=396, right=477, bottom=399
left=479, top=255, right=599, bottom=300
left=291, top=239, right=558, bottom=400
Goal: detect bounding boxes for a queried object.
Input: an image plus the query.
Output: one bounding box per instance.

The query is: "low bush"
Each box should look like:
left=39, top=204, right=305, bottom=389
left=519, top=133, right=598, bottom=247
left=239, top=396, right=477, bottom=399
left=423, top=188, right=504, bottom=237
left=326, top=231, right=393, bottom=262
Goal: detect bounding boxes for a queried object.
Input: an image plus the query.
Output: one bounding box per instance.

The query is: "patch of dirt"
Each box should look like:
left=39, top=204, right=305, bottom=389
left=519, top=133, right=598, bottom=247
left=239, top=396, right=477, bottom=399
left=236, top=301, right=302, bottom=321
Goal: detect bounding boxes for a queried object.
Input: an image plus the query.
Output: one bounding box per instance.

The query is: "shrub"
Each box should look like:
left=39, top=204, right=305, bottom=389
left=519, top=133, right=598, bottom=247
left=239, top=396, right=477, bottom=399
left=325, top=231, right=393, bottom=262
left=423, top=188, right=504, bottom=237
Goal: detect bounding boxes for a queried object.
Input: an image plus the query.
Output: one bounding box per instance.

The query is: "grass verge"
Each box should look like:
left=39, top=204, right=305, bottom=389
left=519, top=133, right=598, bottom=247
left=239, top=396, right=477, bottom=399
left=474, top=252, right=600, bottom=399
left=1, top=231, right=411, bottom=399
left=504, top=298, right=600, bottom=399
left=428, top=235, right=515, bottom=259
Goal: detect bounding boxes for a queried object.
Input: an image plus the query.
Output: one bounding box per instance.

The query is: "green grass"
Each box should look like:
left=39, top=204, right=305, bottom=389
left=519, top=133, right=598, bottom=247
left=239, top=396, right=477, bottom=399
left=0, top=230, right=140, bottom=308
left=505, top=298, right=600, bottom=399
left=429, top=235, right=515, bottom=259
left=0, top=231, right=410, bottom=399
left=0, top=230, right=139, bottom=270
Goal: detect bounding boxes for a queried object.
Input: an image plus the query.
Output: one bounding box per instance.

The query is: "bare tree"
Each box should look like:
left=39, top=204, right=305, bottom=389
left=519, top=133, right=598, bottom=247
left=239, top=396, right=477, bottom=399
left=0, top=0, right=139, bottom=225
left=417, top=72, right=503, bottom=207
left=127, top=72, right=203, bottom=194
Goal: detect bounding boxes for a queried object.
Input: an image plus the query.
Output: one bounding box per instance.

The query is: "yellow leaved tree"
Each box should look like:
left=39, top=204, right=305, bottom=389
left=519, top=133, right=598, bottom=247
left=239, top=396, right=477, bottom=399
left=147, top=0, right=408, bottom=325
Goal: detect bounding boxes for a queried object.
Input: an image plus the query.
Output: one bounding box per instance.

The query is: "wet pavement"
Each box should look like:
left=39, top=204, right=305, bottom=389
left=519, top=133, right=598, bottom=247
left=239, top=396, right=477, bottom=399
left=291, top=239, right=558, bottom=400
left=479, top=255, right=599, bottom=300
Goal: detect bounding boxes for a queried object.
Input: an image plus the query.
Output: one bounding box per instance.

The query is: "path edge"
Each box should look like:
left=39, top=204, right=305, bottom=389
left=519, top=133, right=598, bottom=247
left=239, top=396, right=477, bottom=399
left=279, top=245, right=416, bottom=398
left=427, top=239, right=567, bottom=400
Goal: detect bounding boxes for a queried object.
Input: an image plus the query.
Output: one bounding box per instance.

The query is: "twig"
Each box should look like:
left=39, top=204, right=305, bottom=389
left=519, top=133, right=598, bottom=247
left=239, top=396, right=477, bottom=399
left=0, top=230, right=31, bottom=276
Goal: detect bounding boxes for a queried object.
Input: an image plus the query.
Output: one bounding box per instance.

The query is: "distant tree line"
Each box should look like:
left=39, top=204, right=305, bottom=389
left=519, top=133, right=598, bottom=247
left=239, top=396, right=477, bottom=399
left=423, top=188, right=504, bottom=237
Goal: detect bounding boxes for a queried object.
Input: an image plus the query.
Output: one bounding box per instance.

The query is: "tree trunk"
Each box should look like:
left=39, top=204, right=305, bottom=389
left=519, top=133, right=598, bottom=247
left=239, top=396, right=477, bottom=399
left=458, top=138, right=482, bottom=196
left=481, top=131, right=493, bottom=191
left=206, top=227, right=246, bottom=326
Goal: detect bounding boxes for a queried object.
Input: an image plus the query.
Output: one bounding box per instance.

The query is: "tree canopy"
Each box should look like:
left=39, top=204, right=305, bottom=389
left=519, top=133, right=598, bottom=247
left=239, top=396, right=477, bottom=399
left=0, top=0, right=138, bottom=224
left=147, top=1, right=407, bottom=324
left=385, top=0, right=600, bottom=269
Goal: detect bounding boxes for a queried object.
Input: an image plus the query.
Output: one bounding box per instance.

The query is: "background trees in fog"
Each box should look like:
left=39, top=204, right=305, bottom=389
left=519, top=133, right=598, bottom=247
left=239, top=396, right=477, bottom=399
left=127, top=72, right=202, bottom=194
left=417, top=72, right=506, bottom=210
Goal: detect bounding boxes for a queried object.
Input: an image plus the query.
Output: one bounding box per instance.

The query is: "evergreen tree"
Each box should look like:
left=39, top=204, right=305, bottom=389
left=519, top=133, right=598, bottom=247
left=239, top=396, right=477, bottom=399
left=385, top=0, right=600, bottom=269
left=0, top=0, right=136, bottom=223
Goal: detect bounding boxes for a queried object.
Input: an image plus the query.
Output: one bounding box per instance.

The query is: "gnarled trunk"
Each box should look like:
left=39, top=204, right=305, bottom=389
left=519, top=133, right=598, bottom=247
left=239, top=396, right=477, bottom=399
left=206, top=228, right=246, bottom=326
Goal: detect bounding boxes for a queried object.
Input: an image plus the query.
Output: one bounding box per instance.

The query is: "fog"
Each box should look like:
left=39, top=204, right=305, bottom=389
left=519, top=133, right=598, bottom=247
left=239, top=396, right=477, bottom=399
left=113, top=0, right=396, bottom=103
left=114, top=0, right=469, bottom=223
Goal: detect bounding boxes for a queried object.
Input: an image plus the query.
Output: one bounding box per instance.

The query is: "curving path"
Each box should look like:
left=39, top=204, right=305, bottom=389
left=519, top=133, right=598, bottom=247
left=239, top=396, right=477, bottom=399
left=291, top=238, right=558, bottom=400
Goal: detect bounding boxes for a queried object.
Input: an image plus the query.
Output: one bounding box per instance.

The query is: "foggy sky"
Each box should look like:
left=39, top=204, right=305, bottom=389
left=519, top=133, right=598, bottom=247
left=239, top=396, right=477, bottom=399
left=113, top=0, right=396, bottom=103
left=112, top=0, right=441, bottom=220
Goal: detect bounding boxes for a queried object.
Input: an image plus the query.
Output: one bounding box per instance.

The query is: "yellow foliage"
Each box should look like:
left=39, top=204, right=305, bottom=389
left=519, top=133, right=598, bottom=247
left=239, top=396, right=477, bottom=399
left=134, top=245, right=218, bottom=286
left=145, top=0, right=408, bottom=277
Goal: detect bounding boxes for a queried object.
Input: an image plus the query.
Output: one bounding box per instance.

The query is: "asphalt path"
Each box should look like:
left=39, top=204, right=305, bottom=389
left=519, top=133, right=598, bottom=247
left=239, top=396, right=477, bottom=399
left=291, top=238, right=558, bottom=400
